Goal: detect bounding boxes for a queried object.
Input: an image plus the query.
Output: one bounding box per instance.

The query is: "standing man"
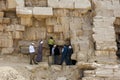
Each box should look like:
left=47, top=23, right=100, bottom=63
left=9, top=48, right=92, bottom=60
left=67, top=45, right=73, bottom=65
left=36, top=40, right=43, bottom=62
left=60, top=45, right=68, bottom=65
left=54, top=45, right=60, bottom=64
left=48, top=37, right=54, bottom=56
left=29, top=43, right=38, bottom=65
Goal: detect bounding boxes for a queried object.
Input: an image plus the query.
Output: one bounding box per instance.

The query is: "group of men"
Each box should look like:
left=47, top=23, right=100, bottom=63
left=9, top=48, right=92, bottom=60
left=28, top=37, right=75, bottom=65
left=29, top=40, right=43, bottom=65
left=48, top=37, right=74, bottom=65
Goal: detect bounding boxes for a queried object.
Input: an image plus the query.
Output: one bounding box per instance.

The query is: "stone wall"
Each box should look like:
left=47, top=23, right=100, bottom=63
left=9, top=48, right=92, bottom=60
left=0, top=0, right=94, bottom=63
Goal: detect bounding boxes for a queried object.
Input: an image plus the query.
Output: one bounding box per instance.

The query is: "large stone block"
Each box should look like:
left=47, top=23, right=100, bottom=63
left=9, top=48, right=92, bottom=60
left=54, top=25, right=63, bottom=32
left=96, top=68, right=114, bottom=77
left=23, top=27, right=46, bottom=40
left=13, top=31, right=23, bottom=39
left=21, top=17, right=32, bottom=26
left=0, top=12, right=4, bottom=18
left=0, top=38, right=13, bottom=48
left=47, top=26, right=54, bottom=33
left=0, top=24, right=4, bottom=31
left=1, top=48, right=14, bottom=54
left=33, top=7, right=53, bottom=18
left=114, top=9, right=120, bottom=17
left=16, top=7, right=33, bottom=17
left=3, top=18, right=10, bottom=24
left=59, top=0, right=74, bottom=9
left=0, top=18, right=10, bottom=24
left=46, top=17, right=57, bottom=25
left=7, top=0, right=24, bottom=10
left=15, top=25, right=25, bottom=31
left=20, top=47, right=29, bottom=53
left=75, top=0, right=91, bottom=9
left=48, top=0, right=59, bottom=8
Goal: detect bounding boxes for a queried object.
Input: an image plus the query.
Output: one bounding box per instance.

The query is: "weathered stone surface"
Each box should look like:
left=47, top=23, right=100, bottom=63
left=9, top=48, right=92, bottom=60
left=56, top=77, right=67, bottom=80
left=0, top=66, right=25, bottom=80
left=21, top=17, right=32, bottom=26
left=75, top=0, right=91, bottom=9
left=59, top=0, right=74, bottom=9
left=7, top=0, right=24, bottom=10
left=16, top=7, right=33, bottom=17
left=0, top=24, right=4, bottom=31
left=76, top=62, right=101, bottom=70
left=33, top=7, right=53, bottom=18
left=48, top=0, right=59, bottom=8
left=0, top=12, right=4, bottom=17
left=1, top=48, right=14, bottom=54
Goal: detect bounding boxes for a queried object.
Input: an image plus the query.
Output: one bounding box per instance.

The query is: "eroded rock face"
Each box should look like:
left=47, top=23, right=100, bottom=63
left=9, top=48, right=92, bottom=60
left=0, top=66, right=26, bottom=80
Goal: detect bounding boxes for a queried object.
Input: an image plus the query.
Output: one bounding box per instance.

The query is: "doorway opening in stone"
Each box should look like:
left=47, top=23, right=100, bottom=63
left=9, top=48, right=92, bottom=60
left=114, top=17, right=120, bottom=58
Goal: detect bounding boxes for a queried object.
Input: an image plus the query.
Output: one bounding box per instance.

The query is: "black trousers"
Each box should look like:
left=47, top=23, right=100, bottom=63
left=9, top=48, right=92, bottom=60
left=49, top=45, right=53, bottom=56
left=30, top=53, right=36, bottom=64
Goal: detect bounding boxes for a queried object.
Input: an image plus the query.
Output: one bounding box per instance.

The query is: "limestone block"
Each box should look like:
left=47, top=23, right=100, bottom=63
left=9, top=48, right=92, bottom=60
left=21, top=17, right=32, bottom=26
left=0, top=38, right=13, bottom=48
left=59, top=0, right=74, bottom=9
left=79, top=41, right=90, bottom=50
left=1, top=48, right=14, bottom=54
left=3, top=18, right=10, bottom=24
left=112, top=0, right=120, bottom=8
left=55, top=40, right=65, bottom=45
left=5, top=25, right=14, bottom=31
left=75, top=0, right=91, bottom=9
left=0, top=18, right=10, bottom=24
left=95, top=51, right=110, bottom=57
left=95, top=41, right=117, bottom=50
left=20, top=47, right=29, bottom=53
left=46, top=17, right=57, bottom=25
left=18, top=40, right=31, bottom=47
left=84, top=70, right=95, bottom=77
left=54, top=25, right=63, bottom=32
left=96, top=9, right=114, bottom=17
left=33, top=7, right=53, bottom=18
left=47, top=26, right=54, bottom=33
left=24, top=27, right=46, bottom=40
left=0, top=12, right=4, bottom=18
left=16, top=7, right=33, bottom=17
left=114, top=9, right=120, bottom=17
left=15, top=25, right=25, bottom=31
left=13, top=31, right=23, bottom=39
left=15, top=0, right=25, bottom=7
left=96, top=68, right=114, bottom=77
left=0, top=0, right=7, bottom=11
left=7, top=0, right=24, bottom=10
left=0, top=18, right=2, bottom=23
left=48, top=0, right=59, bottom=8
left=53, top=9, right=69, bottom=17
left=0, top=24, right=4, bottom=31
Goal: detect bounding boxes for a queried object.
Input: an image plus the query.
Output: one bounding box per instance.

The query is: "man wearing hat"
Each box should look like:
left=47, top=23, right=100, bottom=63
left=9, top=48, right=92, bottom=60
left=29, top=43, right=38, bottom=65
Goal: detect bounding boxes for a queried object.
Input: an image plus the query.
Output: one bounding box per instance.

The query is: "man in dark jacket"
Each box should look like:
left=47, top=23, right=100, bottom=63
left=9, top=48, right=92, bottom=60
left=60, top=45, right=68, bottom=65
left=54, top=45, right=60, bottom=64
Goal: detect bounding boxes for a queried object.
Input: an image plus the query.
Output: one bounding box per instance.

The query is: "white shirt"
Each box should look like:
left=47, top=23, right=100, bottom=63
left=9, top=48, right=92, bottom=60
left=29, top=45, right=35, bottom=53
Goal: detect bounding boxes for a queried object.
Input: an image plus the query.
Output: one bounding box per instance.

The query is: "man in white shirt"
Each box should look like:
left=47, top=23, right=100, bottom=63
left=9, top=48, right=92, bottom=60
left=29, top=43, right=38, bottom=65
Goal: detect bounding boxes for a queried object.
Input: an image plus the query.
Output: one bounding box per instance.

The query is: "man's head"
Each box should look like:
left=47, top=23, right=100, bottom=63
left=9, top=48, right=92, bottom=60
left=31, top=43, right=35, bottom=45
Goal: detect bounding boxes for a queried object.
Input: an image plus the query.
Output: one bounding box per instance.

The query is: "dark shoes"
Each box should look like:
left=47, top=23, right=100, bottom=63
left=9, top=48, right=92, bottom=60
left=30, top=62, right=38, bottom=65
left=30, top=63, right=33, bottom=65
left=34, top=62, right=38, bottom=65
